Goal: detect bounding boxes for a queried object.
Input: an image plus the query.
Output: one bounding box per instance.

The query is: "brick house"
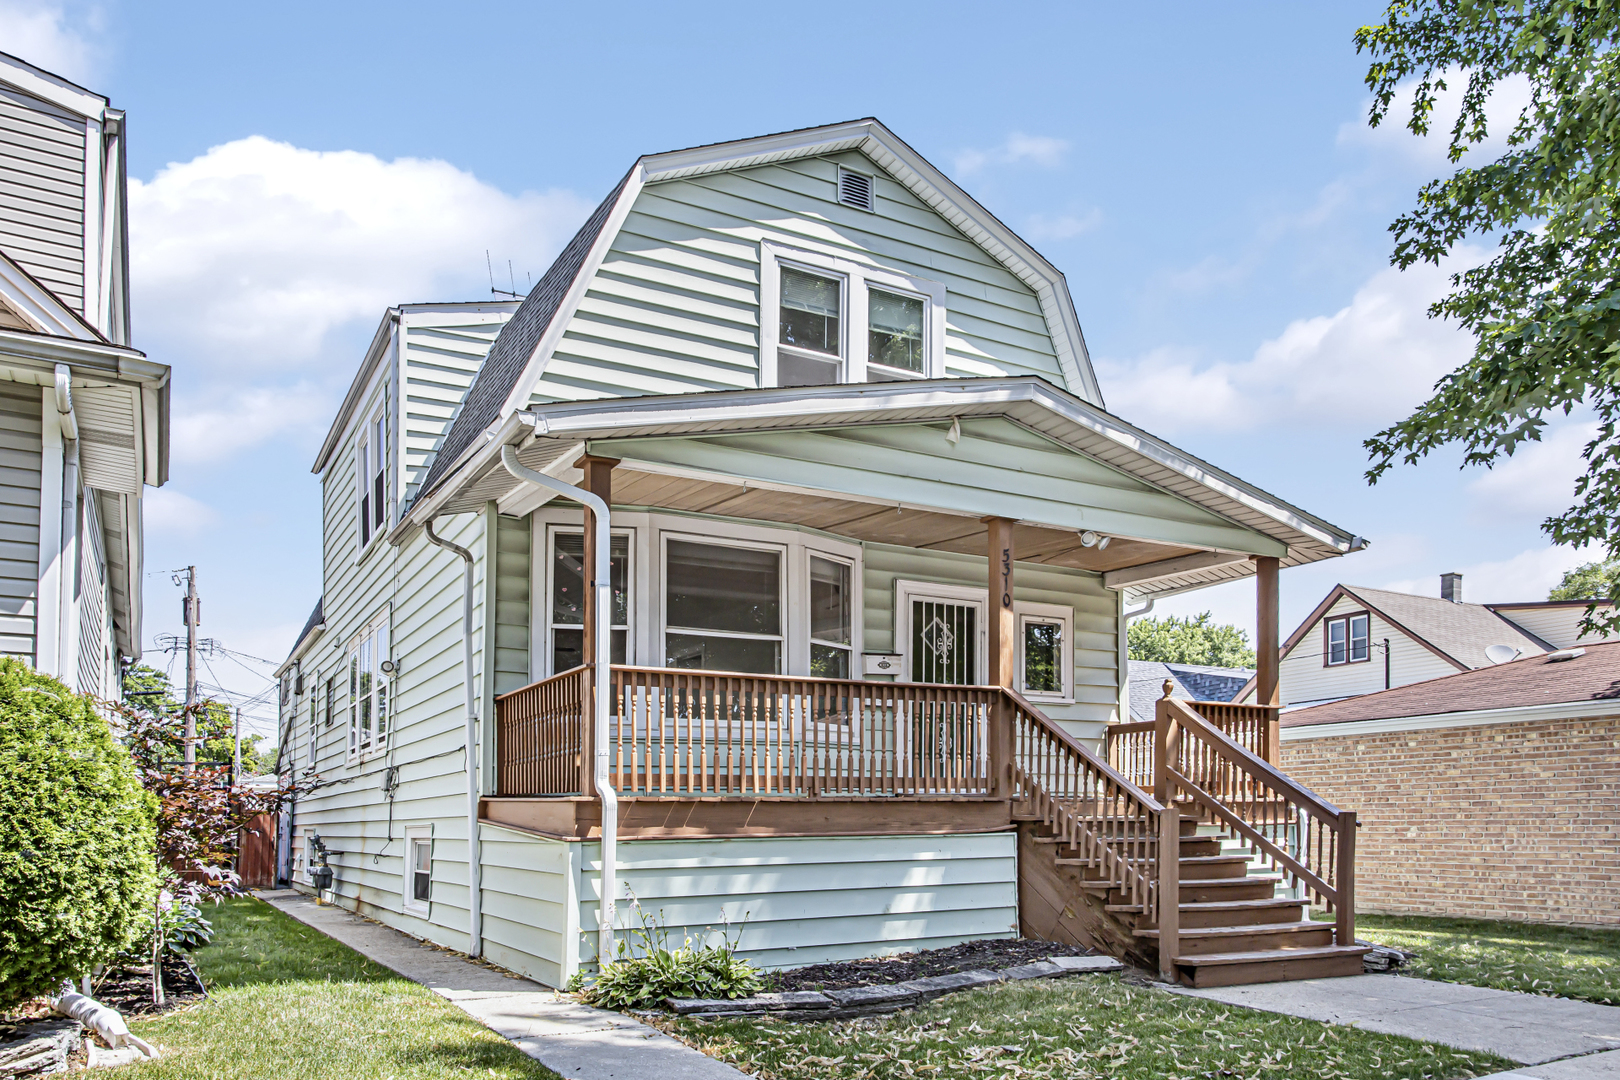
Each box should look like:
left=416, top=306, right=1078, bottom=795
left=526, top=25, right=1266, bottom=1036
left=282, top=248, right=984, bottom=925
left=1279, top=641, right=1620, bottom=927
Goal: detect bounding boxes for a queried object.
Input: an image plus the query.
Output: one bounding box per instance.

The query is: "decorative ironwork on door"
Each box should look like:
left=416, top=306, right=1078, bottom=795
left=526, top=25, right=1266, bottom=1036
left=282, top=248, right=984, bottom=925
left=912, top=599, right=977, bottom=685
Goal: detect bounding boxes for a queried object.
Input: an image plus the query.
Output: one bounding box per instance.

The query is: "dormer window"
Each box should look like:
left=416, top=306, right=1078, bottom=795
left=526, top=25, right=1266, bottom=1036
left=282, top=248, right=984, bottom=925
left=1325, top=611, right=1370, bottom=666
left=761, top=242, right=945, bottom=388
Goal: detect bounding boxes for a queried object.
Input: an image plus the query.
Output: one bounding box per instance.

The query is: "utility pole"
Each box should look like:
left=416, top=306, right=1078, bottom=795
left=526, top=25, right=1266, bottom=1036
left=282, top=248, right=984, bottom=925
left=183, top=566, right=199, bottom=772
left=233, top=706, right=241, bottom=777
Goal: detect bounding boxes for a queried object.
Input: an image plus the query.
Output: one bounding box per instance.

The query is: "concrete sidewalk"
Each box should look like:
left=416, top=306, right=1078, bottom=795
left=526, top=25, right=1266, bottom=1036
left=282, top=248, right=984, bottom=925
left=255, top=890, right=746, bottom=1080
left=1172, top=974, right=1620, bottom=1074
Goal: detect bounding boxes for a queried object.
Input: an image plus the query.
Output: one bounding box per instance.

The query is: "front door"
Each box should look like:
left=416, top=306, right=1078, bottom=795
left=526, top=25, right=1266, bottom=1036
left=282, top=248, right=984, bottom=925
left=909, top=596, right=983, bottom=685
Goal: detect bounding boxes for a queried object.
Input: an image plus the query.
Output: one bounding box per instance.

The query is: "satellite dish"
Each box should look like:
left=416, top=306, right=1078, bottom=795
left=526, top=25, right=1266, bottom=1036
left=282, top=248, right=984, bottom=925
left=1485, top=644, right=1521, bottom=666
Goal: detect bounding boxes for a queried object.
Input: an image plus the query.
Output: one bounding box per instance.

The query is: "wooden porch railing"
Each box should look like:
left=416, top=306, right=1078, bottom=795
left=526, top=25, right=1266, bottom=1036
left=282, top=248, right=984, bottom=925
left=1105, top=696, right=1279, bottom=788
left=1007, top=689, right=1164, bottom=917
left=493, top=664, right=994, bottom=797
left=1158, top=696, right=1356, bottom=947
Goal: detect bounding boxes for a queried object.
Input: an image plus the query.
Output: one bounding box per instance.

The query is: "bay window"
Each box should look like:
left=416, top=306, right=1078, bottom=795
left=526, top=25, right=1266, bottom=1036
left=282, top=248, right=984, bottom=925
left=761, top=242, right=945, bottom=387
left=549, top=528, right=630, bottom=673
left=809, top=555, right=853, bottom=678
left=664, top=538, right=783, bottom=674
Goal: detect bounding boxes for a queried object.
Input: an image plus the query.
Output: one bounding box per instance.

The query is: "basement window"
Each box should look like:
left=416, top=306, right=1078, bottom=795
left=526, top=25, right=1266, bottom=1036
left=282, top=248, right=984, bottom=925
left=403, top=826, right=431, bottom=917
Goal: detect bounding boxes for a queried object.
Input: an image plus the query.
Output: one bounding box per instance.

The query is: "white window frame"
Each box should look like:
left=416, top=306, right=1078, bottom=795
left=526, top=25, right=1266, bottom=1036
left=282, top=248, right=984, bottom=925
left=660, top=530, right=790, bottom=675
left=1017, top=602, right=1074, bottom=703
left=759, top=241, right=946, bottom=388
left=1324, top=611, right=1371, bottom=667
left=347, top=610, right=391, bottom=761
left=806, top=549, right=857, bottom=680
left=357, top=406, right=388, bottom=555
left=295, top=826, right=315, bottom=885
left=305, top=684, right=319, bottom=773
left=541, top=523, right=635, bottom=677
left=896, top=580, right=990, bottom=685
left=403, top=825, right=432, bottom=917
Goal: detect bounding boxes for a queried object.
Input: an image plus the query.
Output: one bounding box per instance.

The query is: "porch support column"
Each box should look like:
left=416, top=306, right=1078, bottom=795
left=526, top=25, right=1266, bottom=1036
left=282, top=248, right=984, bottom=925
left=1255, top=555, right=1280, bottom=709
left=577, top=454, right=617, bottom=798
left=984, top=517, right=1015, bottom=798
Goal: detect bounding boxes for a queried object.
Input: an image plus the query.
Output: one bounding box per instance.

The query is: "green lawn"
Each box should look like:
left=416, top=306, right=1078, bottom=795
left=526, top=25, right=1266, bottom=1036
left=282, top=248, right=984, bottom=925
left=663, top=974, right=1514, bottom=1080
left=126, top=897, right=560, bottom=1080
left=1352, top=912, right=1620, bottom=1006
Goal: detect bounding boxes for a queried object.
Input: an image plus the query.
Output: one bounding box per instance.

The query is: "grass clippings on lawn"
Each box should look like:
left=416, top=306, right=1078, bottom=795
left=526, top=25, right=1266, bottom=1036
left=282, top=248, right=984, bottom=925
left=125, top=897, right=560, bottom=1080
left=663, top=974, right=1513, bottom=1080
left=1351, top=913, right=1620, bottom=1006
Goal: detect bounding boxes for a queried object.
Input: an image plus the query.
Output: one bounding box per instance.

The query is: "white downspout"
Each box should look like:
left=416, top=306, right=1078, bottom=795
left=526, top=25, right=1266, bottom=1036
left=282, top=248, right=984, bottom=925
left=423, top=517, right=482, bottom=958
left=498, top=444, right=617, bottom=965
left=54, top=366, right=79, bottom=686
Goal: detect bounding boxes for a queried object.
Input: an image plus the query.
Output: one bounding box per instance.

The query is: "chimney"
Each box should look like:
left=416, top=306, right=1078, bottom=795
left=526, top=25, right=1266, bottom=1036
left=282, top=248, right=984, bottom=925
left=1440, top=572, right=1463, bottom=603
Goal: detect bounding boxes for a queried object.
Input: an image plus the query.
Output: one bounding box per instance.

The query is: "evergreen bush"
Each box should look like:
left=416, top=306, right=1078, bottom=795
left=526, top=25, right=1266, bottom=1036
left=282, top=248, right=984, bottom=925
left=0, top=659, right=157, bottom=1009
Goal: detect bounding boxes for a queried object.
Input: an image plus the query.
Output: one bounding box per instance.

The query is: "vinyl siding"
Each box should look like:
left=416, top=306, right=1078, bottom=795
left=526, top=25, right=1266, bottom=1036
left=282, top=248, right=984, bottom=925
left=493, top=513, right=531, bottom=694
left=0, top=379, right=40, bottom=659
left=1279, top=595, right=1462, bottom=707
left=0, top=86, right=85, bottom=313
left=400, top=306, right=516, bottom=509
left=528, top=152, right=1069, bottom=405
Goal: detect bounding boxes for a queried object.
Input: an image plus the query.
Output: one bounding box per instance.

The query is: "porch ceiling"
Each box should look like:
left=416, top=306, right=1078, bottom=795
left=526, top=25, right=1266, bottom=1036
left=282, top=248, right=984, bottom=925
left=405, top=377, right=1365, bottom=596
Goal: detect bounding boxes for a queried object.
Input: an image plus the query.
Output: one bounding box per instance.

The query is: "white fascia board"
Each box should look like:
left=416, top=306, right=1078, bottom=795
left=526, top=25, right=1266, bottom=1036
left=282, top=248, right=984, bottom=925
left=498, top=165, right=648, bottom=420
left=313, top=308, right=400, bottom=474
left=0, top=253, right=103, bottom=341
left=1280, top=698, right=1620, bottom=741
left=0, top=52, right=109, bottom=118
left=638, top=119, right=1102, bottom=406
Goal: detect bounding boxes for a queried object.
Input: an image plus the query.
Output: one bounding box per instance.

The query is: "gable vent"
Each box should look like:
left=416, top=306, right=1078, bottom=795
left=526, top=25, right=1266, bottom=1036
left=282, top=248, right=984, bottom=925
left=837, top=168, right=875, bottom=212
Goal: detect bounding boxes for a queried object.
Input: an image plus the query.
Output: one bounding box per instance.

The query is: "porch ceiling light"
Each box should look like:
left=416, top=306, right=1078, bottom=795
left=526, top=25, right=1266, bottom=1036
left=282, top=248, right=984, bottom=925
left=1079, top=530, right=1110, bottom=549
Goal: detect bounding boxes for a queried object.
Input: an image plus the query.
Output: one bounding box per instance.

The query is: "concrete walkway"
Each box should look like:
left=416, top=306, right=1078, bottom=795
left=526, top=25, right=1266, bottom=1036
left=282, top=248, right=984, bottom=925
left=1172, top=974, right=1620, bottom=1074
left=255, top=890, right=746, bottom=1080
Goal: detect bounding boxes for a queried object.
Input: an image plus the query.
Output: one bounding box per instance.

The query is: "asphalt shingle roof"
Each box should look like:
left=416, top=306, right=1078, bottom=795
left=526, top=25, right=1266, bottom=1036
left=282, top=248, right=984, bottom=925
left=1282, top=640, right=1620, bottom=727
left=1337, top=585, right=1551, bottom=669
left=1128, top=660, right=1254, bottom=722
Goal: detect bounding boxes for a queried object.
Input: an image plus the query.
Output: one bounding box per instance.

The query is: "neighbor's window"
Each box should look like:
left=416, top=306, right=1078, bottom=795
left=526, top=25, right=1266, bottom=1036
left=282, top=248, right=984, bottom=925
left=550, top=529, right=630, bottom=673
left=778, top=267, right=843, bottom=386
left=809, top=555, right=852, bottom=678
left=1325, top=612, right=1370, bottom=666
left=868, top=290, right=925, bottom=377
left=664, top=538, right=783, bottom=674
left=348, top=614, right=389, bottom=758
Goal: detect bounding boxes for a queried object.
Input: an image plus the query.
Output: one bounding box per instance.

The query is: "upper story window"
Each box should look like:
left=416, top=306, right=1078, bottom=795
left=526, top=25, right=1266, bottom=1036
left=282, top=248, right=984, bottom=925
left=1325, top=612, right=1370, bottom=666
left=761, top=242, right=945, bottom=388
left=357, top=409, right=387, bottom=551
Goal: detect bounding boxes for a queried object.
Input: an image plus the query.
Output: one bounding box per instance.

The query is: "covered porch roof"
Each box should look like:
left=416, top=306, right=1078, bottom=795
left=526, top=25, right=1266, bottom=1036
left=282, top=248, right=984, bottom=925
left=404, top=376, right=1364, bottom=597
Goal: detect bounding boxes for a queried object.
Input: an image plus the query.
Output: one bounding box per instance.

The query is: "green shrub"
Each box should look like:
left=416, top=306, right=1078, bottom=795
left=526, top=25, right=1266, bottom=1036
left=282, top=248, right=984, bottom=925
left=0, top=659, right=157, bottom=1009
left=577, top=901, right=761, bottom=1010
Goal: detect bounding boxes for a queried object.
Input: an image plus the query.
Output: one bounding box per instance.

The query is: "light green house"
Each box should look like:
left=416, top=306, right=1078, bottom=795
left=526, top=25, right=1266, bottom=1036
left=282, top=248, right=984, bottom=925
left=278, top=120, right=1370, bottom=990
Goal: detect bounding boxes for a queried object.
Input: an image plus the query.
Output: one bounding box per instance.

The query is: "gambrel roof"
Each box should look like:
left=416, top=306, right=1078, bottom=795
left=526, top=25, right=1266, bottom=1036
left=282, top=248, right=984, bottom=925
left=420, top=119, right=1102, bottom=498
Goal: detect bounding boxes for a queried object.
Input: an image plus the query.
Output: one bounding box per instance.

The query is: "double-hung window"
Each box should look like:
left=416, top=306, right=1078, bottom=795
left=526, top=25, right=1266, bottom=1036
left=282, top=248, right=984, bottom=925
left=1324, top=612, right=1370, bottom=666
left=403, top=826, right=431, bottom=917
left=549, top=527, right=631, bottom=674
left=357, top=410, right=387, bottom=550
left=809, top=554, right=853, bottom=678
left=762, top=243, right=946, bottom=388
left=1018, top=604, right=1073, bottom=702
left=348, top=613, right=390, bottom=758
left=664, top=537, right=784, bottom=674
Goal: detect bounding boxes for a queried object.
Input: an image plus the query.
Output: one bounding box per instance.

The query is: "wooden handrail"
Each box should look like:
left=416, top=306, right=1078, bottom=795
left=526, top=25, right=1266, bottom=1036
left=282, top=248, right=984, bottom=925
left=1158, top=697, right=1356, bottom=945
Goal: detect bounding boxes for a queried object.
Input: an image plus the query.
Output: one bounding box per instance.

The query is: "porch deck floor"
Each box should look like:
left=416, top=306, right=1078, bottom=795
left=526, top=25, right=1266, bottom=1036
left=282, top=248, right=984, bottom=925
left=1169, top=973, right=1620, bottom=1068
left=255, top=889, right=748, bottom=1080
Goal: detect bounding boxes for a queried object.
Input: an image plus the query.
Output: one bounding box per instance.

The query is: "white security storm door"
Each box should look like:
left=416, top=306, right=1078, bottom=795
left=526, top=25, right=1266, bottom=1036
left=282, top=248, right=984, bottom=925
left=898, top=583, right=987, bottom=686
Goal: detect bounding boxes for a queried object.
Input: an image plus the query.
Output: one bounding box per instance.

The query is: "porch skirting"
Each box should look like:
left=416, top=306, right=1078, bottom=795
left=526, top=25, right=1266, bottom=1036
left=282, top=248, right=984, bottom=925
left=478, top=823, right=1019, bottom=987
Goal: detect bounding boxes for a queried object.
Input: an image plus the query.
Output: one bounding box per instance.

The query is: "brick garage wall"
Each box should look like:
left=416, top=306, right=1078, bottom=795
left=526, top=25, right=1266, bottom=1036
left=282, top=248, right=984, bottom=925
left=1280, top=713, right=1620, bottom=927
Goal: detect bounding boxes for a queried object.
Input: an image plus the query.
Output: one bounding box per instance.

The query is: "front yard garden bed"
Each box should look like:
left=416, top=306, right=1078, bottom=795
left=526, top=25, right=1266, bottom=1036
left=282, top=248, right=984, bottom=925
left=764, top=938, right=1098, bottom=992
left=1350, top=912, right=1620, bottom=1005
left=659, top=973, right=1517, bottom=1080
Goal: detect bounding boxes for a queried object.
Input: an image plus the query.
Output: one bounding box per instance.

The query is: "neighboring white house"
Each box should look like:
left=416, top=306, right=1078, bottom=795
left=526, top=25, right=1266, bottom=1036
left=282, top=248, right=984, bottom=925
left=1238, top=573, right=1613, bottom=710
left=277, top=119, right=1371, bottom=989
left=0, top=51, right=169, bottom=695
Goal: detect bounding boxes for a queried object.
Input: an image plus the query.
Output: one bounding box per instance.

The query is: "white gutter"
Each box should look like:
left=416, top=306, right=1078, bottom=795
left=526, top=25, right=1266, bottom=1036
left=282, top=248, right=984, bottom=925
left=423, top=517, right=483, bottom=958
left=499, top=443, right=618, bottom=965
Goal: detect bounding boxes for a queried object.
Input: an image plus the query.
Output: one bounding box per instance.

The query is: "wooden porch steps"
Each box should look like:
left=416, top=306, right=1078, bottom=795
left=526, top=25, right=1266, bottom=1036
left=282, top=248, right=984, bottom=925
left=1169, top=945, right=1369, bottom=988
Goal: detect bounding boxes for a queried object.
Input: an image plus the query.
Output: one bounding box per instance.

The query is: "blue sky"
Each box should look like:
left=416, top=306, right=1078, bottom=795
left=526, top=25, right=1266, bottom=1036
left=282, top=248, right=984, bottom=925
left=3, top=1, right=1590, bottom=739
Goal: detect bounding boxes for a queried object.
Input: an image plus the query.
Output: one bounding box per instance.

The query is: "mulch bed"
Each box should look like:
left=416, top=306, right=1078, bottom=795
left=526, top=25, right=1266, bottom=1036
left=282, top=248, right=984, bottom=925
left=92, top=958, right=207, bottom=1016
left=765, top=939, right=1097, bottom=992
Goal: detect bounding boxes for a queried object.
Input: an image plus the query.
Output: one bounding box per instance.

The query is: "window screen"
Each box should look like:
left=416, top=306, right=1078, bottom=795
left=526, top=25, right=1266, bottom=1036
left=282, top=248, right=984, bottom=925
left=665, top=540, right=782, bottom=673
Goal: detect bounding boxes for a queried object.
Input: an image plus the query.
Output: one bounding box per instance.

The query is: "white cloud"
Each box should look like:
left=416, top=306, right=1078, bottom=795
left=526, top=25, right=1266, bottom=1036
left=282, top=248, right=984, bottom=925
left=170, top=382, right=333, bottom=464
left=1024, top=209, right=1102, bottom=241
left=129, top=136, right=592, bottom=371
left=954, top=132, right=1069, bottom=175
left=1380, top=545, right=1590, bottom=604
left=1098, top=254, right=1479, bottom=435
left=144, top=487, right=219, bottom=537
left=1468, top=420, right=1596, bottom=520
left=1338, top=70, right=1534, bottom=173
left=0, top=1, right=97, bottom=85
